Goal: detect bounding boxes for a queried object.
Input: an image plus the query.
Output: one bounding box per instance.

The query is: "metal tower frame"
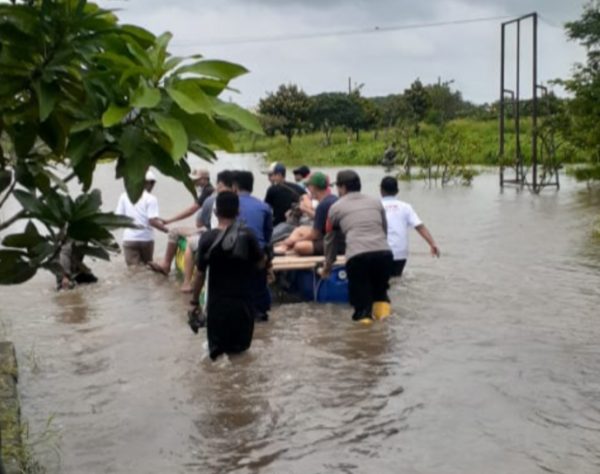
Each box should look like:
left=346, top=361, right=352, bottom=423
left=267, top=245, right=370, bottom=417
left=499, top=12, right=559, bottom=193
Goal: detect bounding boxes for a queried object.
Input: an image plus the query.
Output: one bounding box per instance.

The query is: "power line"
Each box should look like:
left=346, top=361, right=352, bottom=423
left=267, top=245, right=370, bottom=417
left=172, top=15, right=514, bottom=48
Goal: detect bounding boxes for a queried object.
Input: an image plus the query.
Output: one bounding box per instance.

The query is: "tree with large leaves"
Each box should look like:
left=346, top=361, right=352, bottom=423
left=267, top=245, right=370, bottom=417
left=0, top=0, right=262, bottom=285
left=559, top=0, right=600, bottom=183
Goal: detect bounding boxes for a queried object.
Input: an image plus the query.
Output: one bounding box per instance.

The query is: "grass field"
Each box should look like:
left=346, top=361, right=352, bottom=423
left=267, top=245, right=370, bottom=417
left=233, top=118, right=585, bottom=168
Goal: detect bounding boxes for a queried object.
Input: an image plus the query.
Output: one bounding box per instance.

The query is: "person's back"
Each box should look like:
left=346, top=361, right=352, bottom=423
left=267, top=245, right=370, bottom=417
left=382, top=198, right=421, bottom=257
left=190, top=192, right=265, bottom=360
left=329, top=192, right=389, bottom=260
left=379, top=176, right=439, bottom=277
left=232, top=170, right=273, bottom=321
left=116, top=190, right=158, bottom=241
left=115, top=171, right=168, bottom=266
left=200, top=226, right=262, bottom=301
left=233, top=171, right=273, bottom=248
left=324, top=170, right=392, bottom=323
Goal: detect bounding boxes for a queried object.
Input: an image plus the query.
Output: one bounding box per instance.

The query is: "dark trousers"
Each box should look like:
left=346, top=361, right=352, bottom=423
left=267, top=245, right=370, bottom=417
left=250, top=267, right=271, bottom=318
left=207, top=297, right=254, bottom=360
left=391, top=259, right=407, bottom=277
left=346, top=250, right=393, bottom=315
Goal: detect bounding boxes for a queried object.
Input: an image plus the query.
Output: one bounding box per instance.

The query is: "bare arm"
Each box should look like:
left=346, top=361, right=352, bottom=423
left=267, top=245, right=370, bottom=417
left=415, top=224, right=440, bottom=257
left=299, top=195, right=315, bottom=219
left=149, top=217, right=169, bottom=233
left=164, top=203, right=200, bottom=225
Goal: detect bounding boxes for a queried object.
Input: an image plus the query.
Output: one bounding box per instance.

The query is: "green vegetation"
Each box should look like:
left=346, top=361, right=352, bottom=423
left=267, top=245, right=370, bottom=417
left=235, top=117, right=584, bottom=167
left=557, top=0, right=600, bottom=183
left=0, top=0, right=261, bottom=285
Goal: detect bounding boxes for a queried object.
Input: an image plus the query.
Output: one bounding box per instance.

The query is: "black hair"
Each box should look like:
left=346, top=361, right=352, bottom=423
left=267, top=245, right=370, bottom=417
left=380, top=176, right=399, bottom=196
left=336, top=170, right=361, bottom=192
left=216, top=191, right=239, bottom=219
left=232, top=170, right=254, bottom=193
left=216, top=170, right=234, bottom=188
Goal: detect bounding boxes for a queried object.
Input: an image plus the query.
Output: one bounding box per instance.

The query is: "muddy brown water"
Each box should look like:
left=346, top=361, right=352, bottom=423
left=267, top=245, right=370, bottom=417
left=1, top=154, right=599, bottom=473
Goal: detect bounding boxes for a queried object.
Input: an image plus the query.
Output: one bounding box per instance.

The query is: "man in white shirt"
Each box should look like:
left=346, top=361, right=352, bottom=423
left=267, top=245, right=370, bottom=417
left=115, top=170, right=169, bottom=266
left=380, top=176, right=440, bottom=276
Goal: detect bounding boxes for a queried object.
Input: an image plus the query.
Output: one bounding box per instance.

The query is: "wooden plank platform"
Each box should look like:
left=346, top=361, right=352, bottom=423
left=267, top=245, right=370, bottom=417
left=272, top=255, right=346, bottom=272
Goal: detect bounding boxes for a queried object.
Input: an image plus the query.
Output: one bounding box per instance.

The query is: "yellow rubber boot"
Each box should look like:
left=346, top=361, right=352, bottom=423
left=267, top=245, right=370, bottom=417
left=372, top=301, right=391, bottom=321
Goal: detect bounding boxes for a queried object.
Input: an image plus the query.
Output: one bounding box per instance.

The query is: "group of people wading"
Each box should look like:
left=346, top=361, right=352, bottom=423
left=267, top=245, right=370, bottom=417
left=60, top=163, right=440, bottom=361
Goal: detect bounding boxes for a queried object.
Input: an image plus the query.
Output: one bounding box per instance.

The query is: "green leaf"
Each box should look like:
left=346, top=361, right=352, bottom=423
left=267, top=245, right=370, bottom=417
left=8, top=123, right=37, bottom=159
left=72, top=189, right=103, bottom=220
left=130, top=82, right=161, bottom=108
left=212, top=100, right=264, bottom=135
left=13, top=189, right=48, bottom=217
left=80, top=245, right=111, bottom=261
left=121, top=24, right=156, bottom=48
left=152, top=114, right=188, bottom=161
left=166, top=80, right=212, bottom=115
left=0, top=249, right=37, bottom=285
left=193, top=78, right=230, bottom=97
left=125, top=40, right=153, bottom=70
left=67, top=219, right=113, bottom=242
left=188, top=140, right=217, bottom=162
left=88, top=213, right=136, bottom=229
left=0, top=170, right=12, bottom=194
left=177, top=112, right=234, bottom=152
left=42, top=168, right=68, bottom=193
left=102, top=104, right=131, bottom=127
left=39, top=113, right=67, bottom=155
left=175, top=60, right=249, bottom=81
left=2, top=221, right=44, bottom=249
left=117, top=128, right=147, bottom=202
left=34, top=80, right=59, bottom=122
left=163, top=56, right=183, bottom=73
left=67, top=131, right=92, bottom=167
left=70, top=119, right=102, bottom=134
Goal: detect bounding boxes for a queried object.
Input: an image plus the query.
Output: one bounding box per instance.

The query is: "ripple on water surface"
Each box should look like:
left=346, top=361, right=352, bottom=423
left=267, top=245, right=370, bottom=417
left=1, top=165, right=600, bottom=473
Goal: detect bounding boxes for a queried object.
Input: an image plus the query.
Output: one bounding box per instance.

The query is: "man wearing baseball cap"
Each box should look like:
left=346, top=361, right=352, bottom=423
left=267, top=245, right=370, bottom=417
left=115, top=169, right=169, bottom=266
left=264, top=162, right=306, bottom=226
left=274, top=171, right=340, bottom=256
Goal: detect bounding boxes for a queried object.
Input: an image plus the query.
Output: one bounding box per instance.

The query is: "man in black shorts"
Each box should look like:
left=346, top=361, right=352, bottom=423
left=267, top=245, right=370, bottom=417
left=188, top=191, right=265, bottom=360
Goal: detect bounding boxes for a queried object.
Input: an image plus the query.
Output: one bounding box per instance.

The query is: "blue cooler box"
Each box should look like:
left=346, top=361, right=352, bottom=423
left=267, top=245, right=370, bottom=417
left=290, top=267, right=349, bottom=303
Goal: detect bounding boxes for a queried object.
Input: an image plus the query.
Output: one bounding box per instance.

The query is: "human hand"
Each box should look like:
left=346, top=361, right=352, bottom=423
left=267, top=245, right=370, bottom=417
left=318, top=265, right=331, bottom=279
left=299, top=201, right=312, bottom=214
left=430, top=245, right=440, bottom=258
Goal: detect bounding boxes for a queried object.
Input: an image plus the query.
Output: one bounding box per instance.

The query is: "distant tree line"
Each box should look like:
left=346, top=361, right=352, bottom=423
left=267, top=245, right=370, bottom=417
left=257, top=79, right=566, bottom=146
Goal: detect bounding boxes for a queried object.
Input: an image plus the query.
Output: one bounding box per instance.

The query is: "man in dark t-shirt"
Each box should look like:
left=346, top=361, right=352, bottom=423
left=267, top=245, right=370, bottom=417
left=264, top=162, right=306, bottom=226
left=188, top=191, right=264, bottom=360
left=274, top=172, right=342, bottom=256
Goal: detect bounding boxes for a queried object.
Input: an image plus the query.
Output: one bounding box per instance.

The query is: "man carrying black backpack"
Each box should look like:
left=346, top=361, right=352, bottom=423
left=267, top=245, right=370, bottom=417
left=188, top=191, right=265, bottom=360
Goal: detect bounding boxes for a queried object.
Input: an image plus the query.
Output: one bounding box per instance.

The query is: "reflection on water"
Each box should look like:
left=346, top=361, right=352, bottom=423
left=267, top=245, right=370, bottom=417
left=1, top=155, right=600, bottom=473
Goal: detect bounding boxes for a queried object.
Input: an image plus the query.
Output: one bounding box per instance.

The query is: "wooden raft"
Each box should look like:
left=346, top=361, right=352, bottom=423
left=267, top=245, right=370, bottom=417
left=272, top=255, right=346, bottom=272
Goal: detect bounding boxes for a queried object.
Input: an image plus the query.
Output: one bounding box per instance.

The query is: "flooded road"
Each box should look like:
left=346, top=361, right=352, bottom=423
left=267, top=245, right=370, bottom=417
left=1, top=155, right=600, bottom=473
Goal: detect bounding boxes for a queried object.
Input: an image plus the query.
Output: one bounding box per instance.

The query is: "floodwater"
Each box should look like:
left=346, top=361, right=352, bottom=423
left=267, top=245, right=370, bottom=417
left=1, top=154, right=600, bottom=474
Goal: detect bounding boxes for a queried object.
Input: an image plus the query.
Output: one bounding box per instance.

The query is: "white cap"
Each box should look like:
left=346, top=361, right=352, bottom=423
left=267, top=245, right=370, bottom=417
left=145, top=170, right=157, bottom=182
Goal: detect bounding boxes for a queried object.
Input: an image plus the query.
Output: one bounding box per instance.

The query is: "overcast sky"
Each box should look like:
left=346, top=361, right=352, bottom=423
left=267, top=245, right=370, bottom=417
left=102, top=0, right=588, bottom=106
